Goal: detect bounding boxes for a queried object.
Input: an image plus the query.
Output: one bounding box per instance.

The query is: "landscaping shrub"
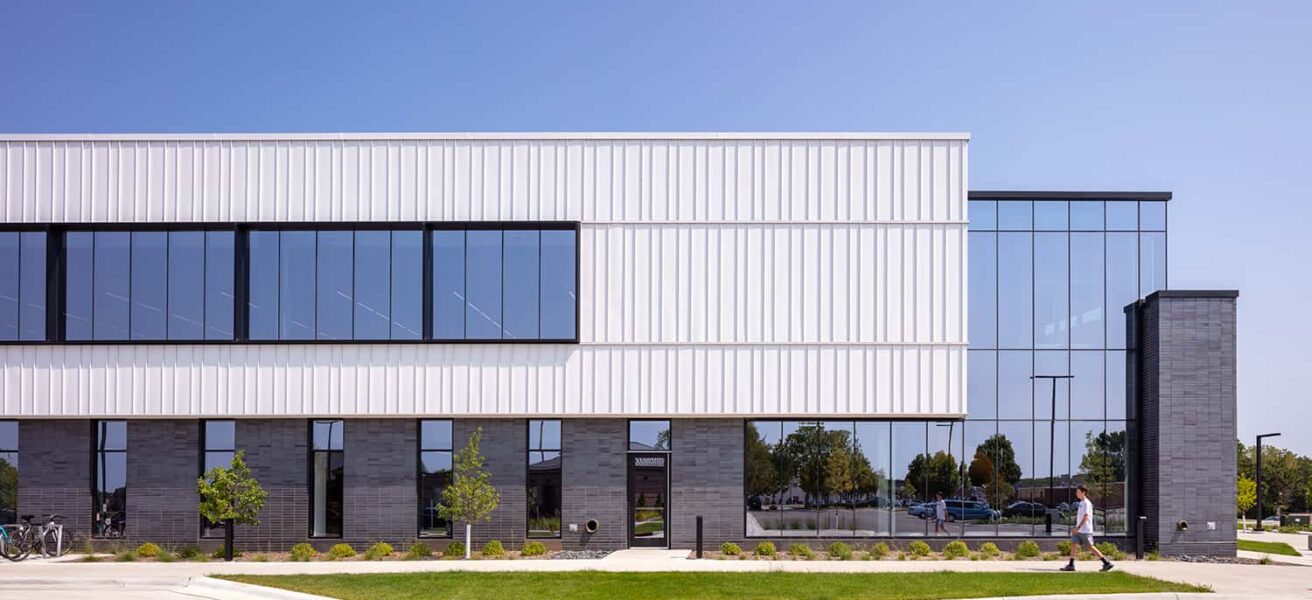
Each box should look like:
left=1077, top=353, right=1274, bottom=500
left=157, top=550, right=177, bottom=562
left=869, top=542, right=890, bottom=559
left=1147, top=550, right=1161, bottom=561
left=364, top=542, right=394, bottom=560
left=788, top=543, right=813, bottom=559
left=178, top=545, right=203, bottom=560
left=135, top=542, right=161, bottom=558
left=481, top=540, right=505, bottom=557
left=521, top=541, right=547, bottom=557
left=977, top=542, right=1000, bottom=558
left=406, top=542, right=432, bottom=559
left=753, top=541, right=776, bottom=557
left=720, top=542, right=741, bottom=556
left=290, top=543, right=316, bottom=561
left=908, top=541, right=931, bottom=558
left=1055, top=540, right=1073, bottom=555
left=827, top=542, right=852, bottom=560
left=327, top=543, right=356, bottom=560
left=445, top=541, right=467, bottom=558
left=943, top=540, right=969, bottom=559
left=1015, top=540, right=1041, bottom=558
left=1096, top=542, right=1127, bottom=561
left=115, top=550, right=137, bottom=562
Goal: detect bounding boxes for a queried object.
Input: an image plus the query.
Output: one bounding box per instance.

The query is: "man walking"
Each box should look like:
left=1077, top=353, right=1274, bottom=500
left=1062, top=485, right=1113, bottom=572
left=934, top=492, right=949, bottom=535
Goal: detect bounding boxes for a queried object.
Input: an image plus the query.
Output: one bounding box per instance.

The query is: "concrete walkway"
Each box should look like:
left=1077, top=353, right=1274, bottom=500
left=0, top=554, right=1308, bottom=599
left=1239, top=530, right=1312, bottom=566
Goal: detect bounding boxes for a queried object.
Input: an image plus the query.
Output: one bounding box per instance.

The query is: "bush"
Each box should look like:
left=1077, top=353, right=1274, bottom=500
left=788, top=543, right=813, bottom=559
left=827, top=542, right=852, bottom=560
left=407, top=542, right=432, bottom=559
left=445, top=541, right=467, bottom=558
left=521, top=540, right=547, bottom=557
left=908, top=541, right=931, bottom=558
left=135, top=542, right=161, bottom=558
left=327, top=543, right=356, bottom=560
left=178, top=545, right=203, bottom=560
left=209, top=546, right=242, bottom=559
left=364, top=542, right=394, bottom=560
left=977, top=542, right=1000, bottom=558
left=115, top=550, right=136, bottom=562
left=1015, top=540, right=1041, bottom=558
left=290, top=543, right=316, bottom=561
left=754, top=541, right=776, bottom=557
left=1096, top=542, right=1127, bottom=561
left=157, top=550, right=177, bottom=562
left=1147, top=550, right=1161, bottom=561
left=481, top=540, right=505, bottom=557
left=869, top=542, right=890, bottom=559
left=1056, top=540, right=1073, bottom=555
left=943, top=540, right=969, bottom=559
left=720, top=542, right=741, bottom=556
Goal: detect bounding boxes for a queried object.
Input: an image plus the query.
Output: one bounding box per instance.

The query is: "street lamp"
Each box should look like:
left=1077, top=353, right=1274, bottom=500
left=1255, top=433, right=1282, bottom=532
left=1032, top=374, right=1074, bottom=535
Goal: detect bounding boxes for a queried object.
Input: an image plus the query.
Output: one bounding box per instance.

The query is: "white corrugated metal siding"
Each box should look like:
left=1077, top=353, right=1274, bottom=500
left=0, top=134, right=969, bottom=418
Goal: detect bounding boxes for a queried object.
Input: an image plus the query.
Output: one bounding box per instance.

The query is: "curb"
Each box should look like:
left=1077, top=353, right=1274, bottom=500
left=0, top=576, right=189, bottom=589
left=185, top=576, right=336, bottom=600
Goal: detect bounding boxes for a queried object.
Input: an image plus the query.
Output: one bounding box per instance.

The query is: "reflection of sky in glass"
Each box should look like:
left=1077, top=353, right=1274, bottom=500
left=247, top=231, right=279, bottom=340
left=0, top=233, right=19, bottom=339
left=205, top=232, right=235, bottom=340
left=353, top=231, right=391, bottom=340
left=279, top=231, right=316, bottom=340
left=421, top=420, right=452, bottom=450
left=167, top=231, right=206, bottom=340
left=502, top=230, right=539, bottom=339
left=390, top=231, right=423, bottom=340
left=528, top=420, right=560, bottom=450
left=432, top=230, right=465, bottom=339
left=465, top=230, right=502, bottom=339
left=204, top=420, right=235, bottom=450
left=130, top=232, right=168, bottom=340
left=93, top=232, right=130, bottom=340
left=316, top=231, right=354, bottom=340
left=540, top=230, right=576, bottom=340
left=629, top=420, right=671, bottom=450
left=312, top=420, right=343, bottom=450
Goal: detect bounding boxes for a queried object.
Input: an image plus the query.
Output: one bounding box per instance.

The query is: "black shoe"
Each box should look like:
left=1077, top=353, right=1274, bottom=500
left=1060, top=563, right=1075, bottom=572
left=1100, top=561, right=1114, bottom=572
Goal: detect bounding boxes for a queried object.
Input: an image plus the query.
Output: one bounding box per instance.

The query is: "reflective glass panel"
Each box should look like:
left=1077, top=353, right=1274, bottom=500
left=1070, top=233, right=1104, bottom=349
left=390, top=231, right=423, bottom=340
left=997, top=201, right=1032, bottom=230
left=1140, top=202, right=1166, bottom=231
left=822, top=421, right=857, bottom=537
left=502, top=230, right=540, bottom=340
left=997, top=233, right=1032, bottom=349
left=1033, top=351, right=1070, bottom=421
left=1070, top=351, right=1105, bottom=420
left=967, top=350, right=998, bottom=419
left=1035, top=419, right=1071, bottom=536
left=998, top=351, right=1033, bottom=420
left=432, top=230, right=465, bottom=339
left=1105, top=233, right=1137, bottom=349
left=745, top=421, right=789, bottom=536
left=247, top=231, right=280, bottom=340
left=93, top=420, right=127, bottom=538
left=527, top=419, right=562, bottom=538
left=1034, top=233, right=1068, bottom=349
left=316, top=231, right=353, bottom=340
left=204, top=420, right=236, bottom=452
left=465, top=230, right=502, bottom=339
left=963, top=420, right=999, bottom=537
left=853, top=421, right=892, bottom=536
left=995, top=421, right=1034, bottom=536
left=279, top=231, right=316, bottom=340
left=1105, top=202, right=1137, bottom=231
left=1034, top=201, right=1068, bottom=231
left=311, top=420, right=344, bottom=451
left=1101, top=421, right=1129, bottom=534
left=18, top=232, right=46, bottom=341
left=167, top=231, right=206, bottom=340
left=629, top=420, right=671, bottom=451
left=64, top=232, right=94, bottom=341
left=969, top=200, right=997, bottom=230
left=1070, top=201, right=1104, bottom=230
left=891, top=421, right=926, bottom=536
left=1070, top=421, right=1109, bottom=534
left=968, top=232, right=997, bottom=349
left=0, top=233, right=19, bottom=340
left=130, top=232, right=168, bottom=340
left=1106, top=350, right=1128, bottom=420
left=93, top=232, right=131, bottom=340
left=419, top=420, right=453, bottom=537
left=352, top=231, right=391, bottom=340
left=540, top=230, right=577, bottom=340
left=927, top=421, right=963, bottom=537
left=1139, top=232, right=1166, bottom=296
left=528, top=419, right=561, bottom=451
left=204, top=232, right=235, bottom=340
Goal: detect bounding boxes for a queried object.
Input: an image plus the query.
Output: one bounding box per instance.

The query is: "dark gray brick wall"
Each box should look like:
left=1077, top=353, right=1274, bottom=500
left=342, top=419, right=417, bottom=548
left=17, top=420, right=92, bottom=543
left=671, top=419, right=744, bottom=548
left=1136, top=292, right=1238, bottom=556
left=561, top=419, right=626, bottom=550
left=235, top=419, right=308, bottom=550
left=452, top=419, right=526, bottom=549
left=126, top=420, right=200, bottom=545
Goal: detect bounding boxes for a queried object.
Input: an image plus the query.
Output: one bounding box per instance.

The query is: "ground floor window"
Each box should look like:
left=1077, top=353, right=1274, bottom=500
left=310, top=420, right=344, bottom=538
left=200, top=420, right=236, bottom=538
left=527, top=419, right=561, bottom=538
left=418, top=420, right=453, bottom=537
left=744, top=420, right=1128, bottom=538
left=0, top=421, right=16, bottom=525
left=93, top=420, right=126, bottom=538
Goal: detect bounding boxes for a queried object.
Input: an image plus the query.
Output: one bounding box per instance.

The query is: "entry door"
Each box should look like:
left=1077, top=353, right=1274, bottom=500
left=628, top=453, right=669, bottom=547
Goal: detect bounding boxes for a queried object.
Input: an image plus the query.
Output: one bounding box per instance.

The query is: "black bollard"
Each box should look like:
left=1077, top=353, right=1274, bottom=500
left=696, top=516, right=703, bottom=558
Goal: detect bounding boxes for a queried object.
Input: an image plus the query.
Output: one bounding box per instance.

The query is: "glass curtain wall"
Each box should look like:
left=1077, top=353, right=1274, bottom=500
left=967, top=198, right=1164, bottom=537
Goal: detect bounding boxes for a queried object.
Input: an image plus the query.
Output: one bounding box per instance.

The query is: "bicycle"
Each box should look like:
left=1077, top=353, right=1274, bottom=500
left=2, top=514, right=75, bottom=561
left=0, top=522, right=29, bottom=561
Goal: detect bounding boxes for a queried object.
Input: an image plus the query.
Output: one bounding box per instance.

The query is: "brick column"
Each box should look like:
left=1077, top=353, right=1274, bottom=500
left=235, top=419, right=308, bottom=551
left=670, top=419, right=744, bottom=549
left=17, top=420, right=92, bottom=543
left=343, top=419, right=417, bottom=548
left=127, top=419, right=200, bottom=545
left=453, top=419, right=525, bottom=549
left=561, top=419, right=626, bottom=550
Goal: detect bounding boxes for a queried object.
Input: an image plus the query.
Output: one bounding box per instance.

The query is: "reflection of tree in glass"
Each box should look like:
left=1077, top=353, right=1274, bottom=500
left=969, top=434, right=1022, bottom=506
left=745, top=423, right=885, bottom=509
left=1079, top=430, right=1126, bottom=485
left=655, top=428, right=671, bottom=451
left=0, top=458, right=15, bottom=516
left=905, top=451, right=960, bottom=499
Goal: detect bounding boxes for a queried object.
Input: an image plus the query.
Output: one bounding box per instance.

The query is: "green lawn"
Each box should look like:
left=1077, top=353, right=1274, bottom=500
left=1237, top=539, right=1301, bottom=556
left=221, top=571, right=1209, bottom=600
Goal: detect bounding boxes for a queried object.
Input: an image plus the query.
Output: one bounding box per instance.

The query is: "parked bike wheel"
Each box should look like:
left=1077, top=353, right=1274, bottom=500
left=41, top=528, right=73, bottom=557
left=1, top=528, right=32, bottom=561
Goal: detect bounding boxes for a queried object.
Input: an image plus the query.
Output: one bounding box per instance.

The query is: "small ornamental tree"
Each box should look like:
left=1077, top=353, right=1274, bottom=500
left=1237, top=474, right=1257, bottom=529
left=197, top=450, right=267, bottom=561
left=438, top=427, right=500, bottom=559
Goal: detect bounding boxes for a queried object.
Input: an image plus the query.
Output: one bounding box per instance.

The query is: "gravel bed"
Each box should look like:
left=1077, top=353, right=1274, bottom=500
left=549, top=550, right=612, bottom=560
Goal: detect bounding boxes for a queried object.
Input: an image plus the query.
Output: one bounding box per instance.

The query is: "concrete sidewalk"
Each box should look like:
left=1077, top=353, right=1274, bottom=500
left=1239, top=530, right=1312, bottom=566
left=0, top=554, right=1308, bottom=599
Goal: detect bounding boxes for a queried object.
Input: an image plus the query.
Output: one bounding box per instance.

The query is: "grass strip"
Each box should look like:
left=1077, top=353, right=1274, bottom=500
left=1237, top=539, right=1301, bottom=557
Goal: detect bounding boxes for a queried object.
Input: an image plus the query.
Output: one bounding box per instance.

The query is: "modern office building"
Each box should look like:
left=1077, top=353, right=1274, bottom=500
left=0, top=133, right=1236, bottom=556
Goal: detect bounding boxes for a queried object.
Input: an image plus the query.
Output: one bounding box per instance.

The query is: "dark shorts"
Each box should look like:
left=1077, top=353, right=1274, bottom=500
left=1071, top=532, right=1094, bottom=546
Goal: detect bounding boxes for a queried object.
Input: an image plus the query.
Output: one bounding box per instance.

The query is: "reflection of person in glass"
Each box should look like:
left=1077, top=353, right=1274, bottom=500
left=1062, top=485, right=1113, bottom=572
left=933, top=492, right=948, bottom=534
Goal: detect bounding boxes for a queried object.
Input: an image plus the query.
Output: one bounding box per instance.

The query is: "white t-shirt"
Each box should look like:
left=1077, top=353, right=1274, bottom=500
left=1076, top=498, right=1095, bottom=534
left=935, top=499, right=946, bottom=520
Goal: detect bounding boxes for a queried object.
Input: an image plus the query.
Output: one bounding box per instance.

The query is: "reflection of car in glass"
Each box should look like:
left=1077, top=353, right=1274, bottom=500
left=944, top=500, right=1001, bottom=522
left=907, top=503, right=931, bottom=518
left=1003, top=501, right=1047, bottom=518
left=747, top=497, right=763, bottom=511
left=1260, top=515, right=1282, bottom=527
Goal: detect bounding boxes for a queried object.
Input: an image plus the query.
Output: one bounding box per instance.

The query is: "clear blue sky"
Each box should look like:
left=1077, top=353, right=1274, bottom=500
left=2, top=1, right=1308, bottom=453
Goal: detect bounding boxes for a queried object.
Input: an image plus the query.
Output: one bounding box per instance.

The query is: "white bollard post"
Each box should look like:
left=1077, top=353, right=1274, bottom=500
left=465, top=524, right=472, bottom=559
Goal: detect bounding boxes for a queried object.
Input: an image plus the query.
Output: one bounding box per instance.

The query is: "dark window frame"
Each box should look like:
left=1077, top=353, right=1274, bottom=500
left=308, top=419, right=345, bottom=539
left=526, top=419, right=562, bottom=539
left=417, top=419, right=454, bottom=539
left=199, top=419, right=237, bottom=538
left=0, top=221, right=580, bottom=345
left=91, top=420, right=127, bottom=539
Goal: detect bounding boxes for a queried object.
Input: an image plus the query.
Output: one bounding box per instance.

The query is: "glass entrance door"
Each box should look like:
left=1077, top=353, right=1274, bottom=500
left=628, top=453, right=668, bottom=547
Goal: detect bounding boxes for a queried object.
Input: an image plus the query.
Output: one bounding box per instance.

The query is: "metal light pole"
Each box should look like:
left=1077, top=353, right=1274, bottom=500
left=1032, top=375, right=1073, bottom=535
left=1255, top=433, right=1281, bottom=532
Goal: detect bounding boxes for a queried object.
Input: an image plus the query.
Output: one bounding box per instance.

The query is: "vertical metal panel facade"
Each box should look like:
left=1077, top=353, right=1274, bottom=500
left=0, top=133, right=969, bottom=417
